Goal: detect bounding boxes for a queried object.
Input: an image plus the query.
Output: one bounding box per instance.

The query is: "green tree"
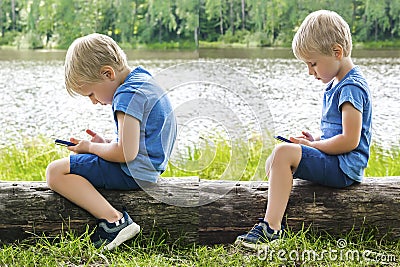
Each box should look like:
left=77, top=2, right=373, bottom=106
left=205, top=0, right=226, bottom=35
left=175, top=0, right=199, bottom=48
left=53, top=0, right=100, bottom=48
left=37, top=0, right=57, bottom=46
left=388, top=0, right=400, bottom=39
left=26, top=0, right=39, bottom=32
left=0, top=0, right=399, bottom=49
left=1, top=0, right=23, bottom=32
left=115, top=0, right=134, bottom=44
left=147, top=0, right=177, bottom=43
left=364, top=0, right=390, bottom=41
left=53, top=0, right=80, bottom=48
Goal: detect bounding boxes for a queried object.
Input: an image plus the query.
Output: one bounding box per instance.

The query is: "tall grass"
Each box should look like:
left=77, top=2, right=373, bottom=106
left=365, top=144, right=400, bottom=177
left=0, top=136, right=399, bottom=181
left=163, top=133, right=274, bottom=181
left=0, top=137, right=69, bottom=181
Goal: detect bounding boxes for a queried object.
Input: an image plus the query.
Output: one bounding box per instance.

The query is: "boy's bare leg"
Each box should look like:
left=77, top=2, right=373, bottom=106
left=264, top=144, right=302, bottom=230
left=46, top=158, right=122, bottom=223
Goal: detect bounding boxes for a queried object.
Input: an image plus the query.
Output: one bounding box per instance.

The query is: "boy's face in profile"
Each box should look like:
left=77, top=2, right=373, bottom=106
left=302, top=51, right=340, bottom=84
left=77, top=67, right=119, bottom=105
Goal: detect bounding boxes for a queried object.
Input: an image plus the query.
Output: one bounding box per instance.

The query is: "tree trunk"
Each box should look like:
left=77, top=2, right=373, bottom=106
left=241, top=0, right=245, bottom=30
left=159, top=20, right=162, bottom=43
left=11, top=0, right=16, bottom=31
left=0, top=177, right=399, bottom=245
left=219, top=3, right=224, bottom=35
left=194, top=26, right=199, bottom=49
left=229, top=0, right=234, bottom=35
left=0, top=0, right=3, bottom=37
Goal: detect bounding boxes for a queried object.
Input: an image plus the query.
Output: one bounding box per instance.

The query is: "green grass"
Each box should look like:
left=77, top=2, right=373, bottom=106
left=0, top=136, right=69, bottom=181
left=0, top=226, right=398, bottom=266
left=354, top=40, right=400, bottom=49
left=162, top=133, right=274, bottom=181
left=365, top=144, right=400, bottom=177
left=1, top=135, right=399, bottom=181
left=0, top=136, right=399, bottom=266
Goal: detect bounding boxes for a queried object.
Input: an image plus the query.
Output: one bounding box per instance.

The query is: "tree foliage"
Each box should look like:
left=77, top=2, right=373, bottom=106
left=0, top=0, right=398, bottom=49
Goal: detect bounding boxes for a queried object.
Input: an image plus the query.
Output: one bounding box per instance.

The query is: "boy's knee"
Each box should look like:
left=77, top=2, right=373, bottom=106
left=271, top=143, right=302, bottom=163
left=46, top=158, right=69, bottom=189
left=46, top=161, right=57, bottom=189
left=273, top=143, right=291, bottom=157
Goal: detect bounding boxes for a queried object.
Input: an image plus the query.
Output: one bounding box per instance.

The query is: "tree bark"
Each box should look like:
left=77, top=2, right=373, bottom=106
left=241, top=0, right=245, bottom=30
left=0, top=177, right=399, bottom=245
left=219, top=3, right=224, bottom=35
left=0, top=0, right=3, bottom=37
left=11, top=0, right=16, bottom=31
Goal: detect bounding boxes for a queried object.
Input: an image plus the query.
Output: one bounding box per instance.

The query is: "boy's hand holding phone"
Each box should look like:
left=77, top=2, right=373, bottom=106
left=67, top=138, right=92, bottom=154
left=55, top=138, right=90, bottom=153
left=274, top=131, right=315, bottom=145
left=55, top=129, right=106, bottom=154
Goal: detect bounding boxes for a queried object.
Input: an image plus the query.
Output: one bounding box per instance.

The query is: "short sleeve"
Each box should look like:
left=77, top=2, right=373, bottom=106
left=113, top=90, right=147, bottom=122
left=338, top=85, right=366, bottom=113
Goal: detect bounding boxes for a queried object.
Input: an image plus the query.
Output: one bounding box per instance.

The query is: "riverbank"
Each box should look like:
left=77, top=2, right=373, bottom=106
left=2, top=39, right=400, bottom=51
left=2, top=45, right=398, bottom=62
left=200, top=40, right=400, bottom=49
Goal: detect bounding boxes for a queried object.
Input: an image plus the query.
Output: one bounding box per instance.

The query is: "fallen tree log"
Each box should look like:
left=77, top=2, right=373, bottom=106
left=0, top=177, right=399, bottom=245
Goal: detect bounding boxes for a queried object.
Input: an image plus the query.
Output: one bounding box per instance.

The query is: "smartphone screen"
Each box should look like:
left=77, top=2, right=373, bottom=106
left=274, top=135, right=293, bottom=143
left=55, top=139, right=76, bottom=146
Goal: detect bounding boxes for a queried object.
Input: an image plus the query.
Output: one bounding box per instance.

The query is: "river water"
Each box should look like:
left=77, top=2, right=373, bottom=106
left=0, top=48, right=399, bottom=151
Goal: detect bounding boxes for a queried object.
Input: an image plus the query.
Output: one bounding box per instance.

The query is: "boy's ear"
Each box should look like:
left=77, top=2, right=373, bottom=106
left=332, top=44, right=343, bottom=59
left=100, top=66, right=115, bottom=80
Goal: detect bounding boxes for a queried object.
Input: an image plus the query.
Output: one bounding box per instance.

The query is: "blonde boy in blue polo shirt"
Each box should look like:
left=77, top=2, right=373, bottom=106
left=46, top=33, right=176, bottom=250
left=236, top=10, right=372, bottom=249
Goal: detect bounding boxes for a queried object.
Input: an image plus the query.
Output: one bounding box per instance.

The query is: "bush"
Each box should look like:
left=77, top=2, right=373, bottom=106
left=219, top=30, right=251, bottom=44
left=14, top=31, right=44, bottom=49
left=0, top=31, right=19, bottom=46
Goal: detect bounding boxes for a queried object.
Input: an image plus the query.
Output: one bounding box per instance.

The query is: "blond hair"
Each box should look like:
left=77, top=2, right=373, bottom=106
left=64, top=33, right=129, bottom=96
left=292, top=10, right=352, bottom=61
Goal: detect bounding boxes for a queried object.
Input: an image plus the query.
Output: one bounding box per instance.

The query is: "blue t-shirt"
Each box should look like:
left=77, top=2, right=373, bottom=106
left=320, top=66, right=372, bottom=182
left=112, top=66, right=177, bottom=182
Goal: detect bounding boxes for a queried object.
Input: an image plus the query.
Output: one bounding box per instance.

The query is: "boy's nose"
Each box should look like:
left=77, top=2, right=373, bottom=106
left=307, top=65, right=314, bottom=76
left=89, top=95, right=98, bottom=104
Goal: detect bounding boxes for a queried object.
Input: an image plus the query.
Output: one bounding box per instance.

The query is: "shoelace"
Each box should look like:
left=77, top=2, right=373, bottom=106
left=247, top=223, right=266, bottom=237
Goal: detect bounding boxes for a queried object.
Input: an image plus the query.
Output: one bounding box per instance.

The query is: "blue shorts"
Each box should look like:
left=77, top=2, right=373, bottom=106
left=69, top=154, right=140, bottom=190
left=293, top=145, right=356, bottom=188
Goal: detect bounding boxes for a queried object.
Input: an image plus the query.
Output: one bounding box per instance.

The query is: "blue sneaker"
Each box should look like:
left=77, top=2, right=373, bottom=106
left=91, top=210, right=140, bottom=250
left=235, top=218, right=284, bottom=249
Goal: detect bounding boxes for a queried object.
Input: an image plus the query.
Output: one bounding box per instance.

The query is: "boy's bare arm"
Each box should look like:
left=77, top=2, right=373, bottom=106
left=68, top=112, right=140, bottom=163
left=292, top=102, right=362, bottom=155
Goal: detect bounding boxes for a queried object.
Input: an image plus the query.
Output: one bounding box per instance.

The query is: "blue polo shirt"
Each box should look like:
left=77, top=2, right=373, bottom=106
left=112, top=66, right=177, bottom=182
left=321, top=66, right=372, bottom=182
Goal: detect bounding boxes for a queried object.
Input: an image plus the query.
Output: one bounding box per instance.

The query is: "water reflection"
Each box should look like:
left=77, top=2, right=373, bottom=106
left=0, top=49, right=399, bottom=150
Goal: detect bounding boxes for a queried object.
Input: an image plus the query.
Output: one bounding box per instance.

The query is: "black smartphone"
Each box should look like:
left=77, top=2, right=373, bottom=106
left=55, top=139, right=76, bottom=147
left=274, top=135, right=293, bottom=143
